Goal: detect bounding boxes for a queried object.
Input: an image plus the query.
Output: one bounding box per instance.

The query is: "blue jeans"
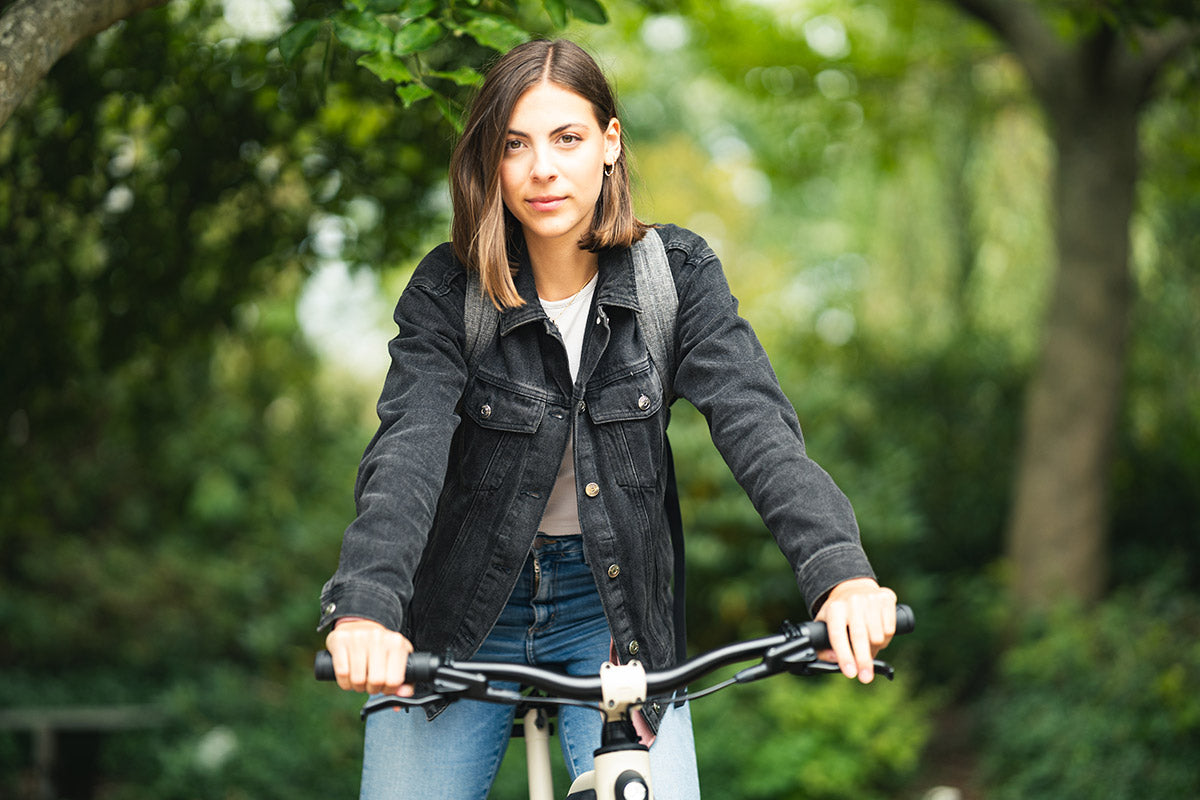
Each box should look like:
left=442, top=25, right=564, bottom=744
left=360, top=537, right=701, bottom=799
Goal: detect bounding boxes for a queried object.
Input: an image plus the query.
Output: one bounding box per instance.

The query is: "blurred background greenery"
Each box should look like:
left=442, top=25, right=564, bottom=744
left=1, top=0, right=1197, bottom=798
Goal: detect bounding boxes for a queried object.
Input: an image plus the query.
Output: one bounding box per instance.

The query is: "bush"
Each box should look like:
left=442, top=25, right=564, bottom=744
left=0, top=665, right=365, bottom=800
left=981, top=576, right=1200, bottom=799
left=692, top=667, right=931, bottom=799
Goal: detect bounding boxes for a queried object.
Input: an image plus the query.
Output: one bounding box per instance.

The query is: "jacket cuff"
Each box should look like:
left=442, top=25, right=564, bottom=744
left=317, top=582, right=405, bottom=633
left=796, top=543, right=877, bottom=618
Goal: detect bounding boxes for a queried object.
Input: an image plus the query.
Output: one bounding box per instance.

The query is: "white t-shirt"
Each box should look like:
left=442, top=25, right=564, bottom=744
left=536, top=273, right=599, bottom=535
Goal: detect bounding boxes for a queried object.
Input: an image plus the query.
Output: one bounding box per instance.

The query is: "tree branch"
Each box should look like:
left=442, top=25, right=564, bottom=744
left=0, top=0, right=168, bottom=129
left=1123, top=20, right=1200, bottom=104
left=946, top=0, right=1066, bottom=103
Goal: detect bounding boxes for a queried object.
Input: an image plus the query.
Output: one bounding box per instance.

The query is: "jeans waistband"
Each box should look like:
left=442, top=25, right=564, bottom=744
left=532, top=533, right=585, bottom=555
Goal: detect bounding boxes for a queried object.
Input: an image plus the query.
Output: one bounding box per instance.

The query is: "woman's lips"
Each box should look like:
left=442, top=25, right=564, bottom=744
left=528, top=196, right=566, bottom=212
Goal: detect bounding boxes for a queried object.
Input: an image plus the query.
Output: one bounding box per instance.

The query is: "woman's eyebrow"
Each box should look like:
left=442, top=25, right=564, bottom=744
left=506, top=122, right=588, bottom=138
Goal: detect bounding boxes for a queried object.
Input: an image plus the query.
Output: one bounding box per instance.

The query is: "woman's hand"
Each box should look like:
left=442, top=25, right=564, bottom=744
left=814, top=578, right=898, bottom=684
left=325, top=617, right=415, bottom=697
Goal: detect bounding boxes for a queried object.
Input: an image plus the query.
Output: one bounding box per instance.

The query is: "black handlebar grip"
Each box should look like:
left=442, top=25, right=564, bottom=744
left=808, top=603, right=915, bottom=650
left=312, top=650, right=442, bottom=683
left=314, top=650, right=335, bottom=681
left=404, top=652, right=440, bottom=683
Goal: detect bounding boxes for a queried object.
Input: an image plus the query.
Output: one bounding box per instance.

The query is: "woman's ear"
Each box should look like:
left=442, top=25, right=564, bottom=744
left=604, top=117, right=622, bottom=165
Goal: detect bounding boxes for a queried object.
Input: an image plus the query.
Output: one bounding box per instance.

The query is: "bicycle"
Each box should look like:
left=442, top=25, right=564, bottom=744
left=315, top=604, right=914, bottom=800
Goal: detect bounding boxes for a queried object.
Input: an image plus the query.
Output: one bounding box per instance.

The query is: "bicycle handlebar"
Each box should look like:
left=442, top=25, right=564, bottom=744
left=314, top=604, right=914, bottom=702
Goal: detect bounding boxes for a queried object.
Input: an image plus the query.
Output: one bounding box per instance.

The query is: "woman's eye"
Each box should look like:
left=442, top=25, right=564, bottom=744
left=559, top=133, right=581, bottom=145
left=504, top=139, right=524, bottom=151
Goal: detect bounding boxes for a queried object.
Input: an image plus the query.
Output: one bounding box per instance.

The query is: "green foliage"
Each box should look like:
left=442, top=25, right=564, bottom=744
left=280, top=0, right=620, bottom=127
left=0, top=3, right=439, bottom=793
left=0, top=667, right=365, bottom=799
left=981, top=577, right=1200, bottom=799
left=3, top=0, right=1200, bottom=796
left=692, top=669, right=931, bottom=799
left=1058, top=0, right=1200, bottom=30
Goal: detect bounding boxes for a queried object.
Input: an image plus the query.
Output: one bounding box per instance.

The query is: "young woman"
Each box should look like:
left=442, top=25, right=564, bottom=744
left=320, top=38, right=898, bottom=800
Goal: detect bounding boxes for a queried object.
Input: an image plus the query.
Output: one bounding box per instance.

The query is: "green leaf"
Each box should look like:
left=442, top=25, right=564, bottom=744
left=331, top=10, right=395, bottom=52
left=357, top=52, right=414, bottom=84
left=359, top=0, right=409, bottom=11
left=565, top=0, right=608, bottom=25
left=433, top=95, right=465, bottom=133
left=278, top=19, right=322, bottom=65
left=544, top=0, right=568, bottom=28
left=426, top=66, right=483, bottom=87
left=353, top=0, right=437, bottom=11
left=396, top=82, right=434, bottom=107
left=460, top=11, right=530, bottom=53
left=399, top=0, right=439, bottom=16
left=393, top=18, right=443, bottom=55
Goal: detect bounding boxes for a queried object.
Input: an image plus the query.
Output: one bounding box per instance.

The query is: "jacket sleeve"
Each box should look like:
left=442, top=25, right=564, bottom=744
left=317, top=247, right=469, bottom=632
left=663, top=226, right=875, bottom=615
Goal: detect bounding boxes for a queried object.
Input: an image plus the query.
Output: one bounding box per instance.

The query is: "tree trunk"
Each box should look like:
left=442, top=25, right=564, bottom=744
left=1005, top=58, right=1140, bottom=609
left=0, top=0, right=167, bottom=129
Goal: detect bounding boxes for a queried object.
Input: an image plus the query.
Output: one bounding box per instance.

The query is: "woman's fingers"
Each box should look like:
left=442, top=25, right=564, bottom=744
left=326, top=619, right=414, bottom=696
left=816, top=578, right=899, bottom=684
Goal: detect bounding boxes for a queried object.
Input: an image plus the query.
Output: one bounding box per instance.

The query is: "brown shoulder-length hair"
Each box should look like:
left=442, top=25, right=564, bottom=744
left=449, top=39, right=648, bottom=309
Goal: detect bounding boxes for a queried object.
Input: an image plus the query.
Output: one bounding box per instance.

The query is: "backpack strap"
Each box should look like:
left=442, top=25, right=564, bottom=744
left=630, top=228, right=677, bottom=403
left=630, top=228, right=688, bottom=665
left=463, top=268, right=496, bottom=370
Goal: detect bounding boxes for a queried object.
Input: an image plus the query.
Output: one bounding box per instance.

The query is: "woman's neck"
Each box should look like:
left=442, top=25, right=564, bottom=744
left=526, top=236, right=600, bottom=301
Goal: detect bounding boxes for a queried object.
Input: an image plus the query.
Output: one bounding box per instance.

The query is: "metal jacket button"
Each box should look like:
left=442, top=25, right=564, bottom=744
left=577, top=400, right=587, bottom=413
left=627, top=640, right=640, bottom=656
left=585, top=482, right=600, bottom=498
left=480, top=404, right=492, bottom=419
left=607, top=564, right=620, bottom=579
left=637, top=394, right=651, bottom=411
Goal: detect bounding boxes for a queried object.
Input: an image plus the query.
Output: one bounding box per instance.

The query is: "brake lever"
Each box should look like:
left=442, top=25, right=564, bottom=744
left=788, top=658, right=896, bottom=681
left=359, top=677, right=530, bottom=719
left=358, top=671, right=484, bottom=718
left=360, top=689, right=452, bottom=718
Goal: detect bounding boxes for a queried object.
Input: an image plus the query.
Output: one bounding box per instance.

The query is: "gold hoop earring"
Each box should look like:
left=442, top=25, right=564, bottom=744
left=604, top=162, right=614, bottom=177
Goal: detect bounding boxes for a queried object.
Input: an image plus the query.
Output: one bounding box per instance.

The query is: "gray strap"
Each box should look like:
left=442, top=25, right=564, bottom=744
left=463, top=268, right=497, bottom=369
left=631, top=227, right=677, bottom=402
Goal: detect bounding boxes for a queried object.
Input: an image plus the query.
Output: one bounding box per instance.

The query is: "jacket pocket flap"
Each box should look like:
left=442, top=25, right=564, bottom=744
left=463, top=373, right=545, bottom=433
left=587, top=358, right=664, bottom=424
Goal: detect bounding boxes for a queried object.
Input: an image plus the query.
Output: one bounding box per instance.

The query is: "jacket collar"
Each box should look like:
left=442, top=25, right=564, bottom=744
left=496, top=243, right=641, bottom=337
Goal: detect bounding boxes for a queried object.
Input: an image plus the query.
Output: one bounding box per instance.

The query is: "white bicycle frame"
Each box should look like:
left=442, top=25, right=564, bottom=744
left=523, top=661, right=654, bottom=800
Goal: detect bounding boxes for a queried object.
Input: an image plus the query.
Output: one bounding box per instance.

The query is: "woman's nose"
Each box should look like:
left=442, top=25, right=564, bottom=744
left=530, top=146, right=557, bottom=181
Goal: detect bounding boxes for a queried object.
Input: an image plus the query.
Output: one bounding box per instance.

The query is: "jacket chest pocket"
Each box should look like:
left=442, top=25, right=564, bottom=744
left=586, top=357, right=665, bottom=489
left=459, top=372, right=546, bottom=490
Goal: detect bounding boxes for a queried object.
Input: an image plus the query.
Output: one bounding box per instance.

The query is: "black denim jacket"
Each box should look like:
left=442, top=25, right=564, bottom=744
left=318, top=225, right=875, bottom=723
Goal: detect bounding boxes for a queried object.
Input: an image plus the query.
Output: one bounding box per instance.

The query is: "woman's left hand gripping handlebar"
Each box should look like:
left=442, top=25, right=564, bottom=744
left=325, top=617, right=416, bottom=698
left=814, top=578, right=898, bottom=684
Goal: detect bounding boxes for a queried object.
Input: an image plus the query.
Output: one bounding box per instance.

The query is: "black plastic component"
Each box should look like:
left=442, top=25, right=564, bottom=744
left=314, top=650, right=335, bottom=681
left=404, top=652, right=441, bottom=682
left=614, top=769, right=650, bottom=800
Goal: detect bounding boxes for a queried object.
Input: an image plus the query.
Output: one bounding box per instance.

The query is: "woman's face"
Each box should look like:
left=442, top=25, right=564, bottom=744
left=499, top=81, right=620, bottom=250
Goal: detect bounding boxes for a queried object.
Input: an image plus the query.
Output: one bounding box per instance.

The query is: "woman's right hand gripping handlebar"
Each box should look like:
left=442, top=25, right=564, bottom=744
left=325, top=617, right=415, bottom=697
